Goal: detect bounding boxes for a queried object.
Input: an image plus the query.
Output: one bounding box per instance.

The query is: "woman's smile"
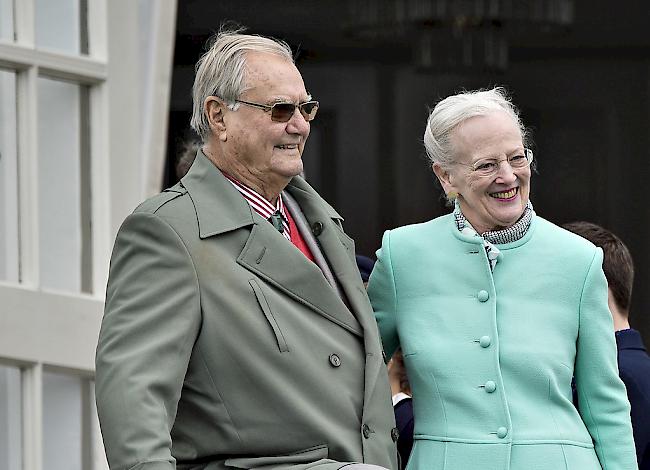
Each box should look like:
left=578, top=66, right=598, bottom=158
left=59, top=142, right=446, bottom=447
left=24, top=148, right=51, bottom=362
left=489, top=187, right=518, bottom=201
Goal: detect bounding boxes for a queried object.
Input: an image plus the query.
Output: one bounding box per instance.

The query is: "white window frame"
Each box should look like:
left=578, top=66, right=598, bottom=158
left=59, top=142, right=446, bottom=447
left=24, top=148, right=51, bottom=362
left=0, top=1, right=177, bottom=469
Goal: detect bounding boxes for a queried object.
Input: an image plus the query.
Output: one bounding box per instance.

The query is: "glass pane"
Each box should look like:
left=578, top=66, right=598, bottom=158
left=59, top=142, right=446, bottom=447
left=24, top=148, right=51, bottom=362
left=38, top=77, right=92, bottom=293
left=0, top=364, right=22, bottom=470
left=35, top=0, right=87, bottom=55
left=0, top=0, right=14, bottom=42
left=0, top=69, right=19, bottom=283
left=43, top=371, right=83, bottom=470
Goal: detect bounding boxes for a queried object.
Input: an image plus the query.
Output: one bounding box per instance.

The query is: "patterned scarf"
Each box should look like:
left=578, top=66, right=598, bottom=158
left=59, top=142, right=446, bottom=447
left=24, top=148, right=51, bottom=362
left=453, top=200, right=533, bottom=270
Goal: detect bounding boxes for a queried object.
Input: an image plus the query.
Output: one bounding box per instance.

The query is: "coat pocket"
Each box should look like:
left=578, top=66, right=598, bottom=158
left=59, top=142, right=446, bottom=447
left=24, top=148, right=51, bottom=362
left=249, top=279, right=290, bottom=353
left=225, top=444, right=329, bottom=469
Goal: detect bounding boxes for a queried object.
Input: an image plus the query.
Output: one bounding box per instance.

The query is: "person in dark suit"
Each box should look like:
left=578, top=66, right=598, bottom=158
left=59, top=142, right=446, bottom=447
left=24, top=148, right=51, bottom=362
left=95, top=28, right=398, bottom=470
left=564, top=221, right=650, bottom=469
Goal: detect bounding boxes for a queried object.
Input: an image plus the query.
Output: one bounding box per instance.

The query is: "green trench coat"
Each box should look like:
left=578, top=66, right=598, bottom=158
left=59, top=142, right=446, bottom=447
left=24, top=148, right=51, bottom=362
left=95, top=151, right=398, bottom=470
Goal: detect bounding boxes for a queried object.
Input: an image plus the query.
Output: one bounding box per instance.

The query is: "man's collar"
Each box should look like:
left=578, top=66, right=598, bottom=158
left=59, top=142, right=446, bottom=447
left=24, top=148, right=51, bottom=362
left=180, top=149, right=256, bottom=238
left=180, top=149, right=345, bottom=238
left=615, top=328, right=647, bottom=351
left=223, top=172, right=290, bottom=238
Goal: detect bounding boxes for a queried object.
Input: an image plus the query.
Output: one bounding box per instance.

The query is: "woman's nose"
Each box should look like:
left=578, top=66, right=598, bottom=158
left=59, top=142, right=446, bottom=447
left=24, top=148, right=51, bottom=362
left=495, top=161, right=517, bottom=182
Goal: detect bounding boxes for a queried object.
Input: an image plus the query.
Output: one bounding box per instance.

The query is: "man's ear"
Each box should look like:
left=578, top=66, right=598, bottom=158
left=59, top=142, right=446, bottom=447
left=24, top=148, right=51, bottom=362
left=204, top=96, right=227, bottom=141
left=432, top=162, right=457, bottom=197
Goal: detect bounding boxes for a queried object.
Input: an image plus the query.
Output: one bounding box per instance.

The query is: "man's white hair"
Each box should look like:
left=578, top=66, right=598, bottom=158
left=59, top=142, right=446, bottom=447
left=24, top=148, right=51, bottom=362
left=190, top=29, right=294, bottom=141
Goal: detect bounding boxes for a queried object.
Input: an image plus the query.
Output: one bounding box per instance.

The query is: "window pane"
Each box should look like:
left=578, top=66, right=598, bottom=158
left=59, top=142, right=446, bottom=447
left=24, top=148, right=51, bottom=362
left=38, top=77, right=92, bottom=294
left=35, top=0, right=87, bottom=55
left=0, top=364, right=22, bottom=470
left=43, top=371, right=83, bottom=470
left=0, top=69, right=19, bottom=283
left=0, top=0, right=14, bottom=42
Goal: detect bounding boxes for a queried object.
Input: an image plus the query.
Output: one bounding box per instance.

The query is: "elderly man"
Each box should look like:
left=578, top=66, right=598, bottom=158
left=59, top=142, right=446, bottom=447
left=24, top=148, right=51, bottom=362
left=95, top=30, right=397, bottom=470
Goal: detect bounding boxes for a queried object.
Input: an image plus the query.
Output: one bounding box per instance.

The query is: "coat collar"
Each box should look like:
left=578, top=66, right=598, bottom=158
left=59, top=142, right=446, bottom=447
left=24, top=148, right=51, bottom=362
left=181, top=149, right=345, bottom=238
left=180, top=149, right=257, bottom=238
left=180, top=149, right=366, bottom=337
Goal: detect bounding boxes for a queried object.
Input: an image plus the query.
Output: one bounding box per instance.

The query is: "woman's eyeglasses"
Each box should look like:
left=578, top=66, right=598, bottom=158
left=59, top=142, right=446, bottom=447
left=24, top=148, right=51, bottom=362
left=456, top=148, right=534, bottom=178
left=235, top=99, right=319, bottom=122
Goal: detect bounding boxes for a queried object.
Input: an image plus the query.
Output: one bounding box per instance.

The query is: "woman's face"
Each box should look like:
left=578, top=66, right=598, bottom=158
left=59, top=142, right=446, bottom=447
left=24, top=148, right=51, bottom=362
left=433, top=111, right=531, bottom=234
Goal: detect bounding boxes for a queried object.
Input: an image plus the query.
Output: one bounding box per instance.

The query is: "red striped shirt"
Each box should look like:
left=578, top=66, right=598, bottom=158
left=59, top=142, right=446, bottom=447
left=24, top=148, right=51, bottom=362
left=222, top=172, right=315, bottom=261
left=223, top=172, right=290, bottom=240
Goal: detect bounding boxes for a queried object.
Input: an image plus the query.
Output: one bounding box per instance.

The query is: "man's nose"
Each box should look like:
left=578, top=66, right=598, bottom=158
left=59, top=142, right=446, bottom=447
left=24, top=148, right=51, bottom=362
left=285, top=108, right=310, bottom=135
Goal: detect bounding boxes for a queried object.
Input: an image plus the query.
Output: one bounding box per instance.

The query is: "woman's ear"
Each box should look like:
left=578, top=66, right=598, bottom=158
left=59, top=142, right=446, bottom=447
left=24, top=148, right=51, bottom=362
left=432, top=162, right=457, bottom=197
left=204, top=97, right=227, bottom=141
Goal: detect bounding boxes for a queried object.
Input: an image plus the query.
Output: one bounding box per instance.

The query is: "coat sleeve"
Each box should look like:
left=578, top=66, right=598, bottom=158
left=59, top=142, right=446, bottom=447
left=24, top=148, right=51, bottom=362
left=574, top=247, right=638, bottom=470
left=367, top=230, right=400, bottom=359
left=95, top=212, right=201, bottom=470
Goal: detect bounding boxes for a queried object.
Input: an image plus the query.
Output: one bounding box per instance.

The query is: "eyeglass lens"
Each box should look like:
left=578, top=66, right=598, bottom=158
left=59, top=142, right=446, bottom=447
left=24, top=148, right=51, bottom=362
left=271, top=101, right=319, bottom=122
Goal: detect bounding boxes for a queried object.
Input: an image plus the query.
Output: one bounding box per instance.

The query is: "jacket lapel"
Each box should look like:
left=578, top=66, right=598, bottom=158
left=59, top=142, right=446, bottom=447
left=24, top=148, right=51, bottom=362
left=237, top=222, right=362, bottom=335
left=181, top=151, right=362, bottom=336
left=286, top=178, right=384, bottom=404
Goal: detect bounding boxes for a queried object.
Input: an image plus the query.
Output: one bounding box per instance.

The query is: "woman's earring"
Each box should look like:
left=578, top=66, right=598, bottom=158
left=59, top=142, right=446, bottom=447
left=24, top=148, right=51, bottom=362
left=447, top=191, right=458, bottom=200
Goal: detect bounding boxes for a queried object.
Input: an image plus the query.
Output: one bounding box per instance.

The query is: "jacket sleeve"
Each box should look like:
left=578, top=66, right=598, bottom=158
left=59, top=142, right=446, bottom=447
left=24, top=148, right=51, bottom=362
left=574, top=247, right=638, bottom=470
left=95, top=212, right=201, bottom=470
left=367, top=230, right=400, bottom=359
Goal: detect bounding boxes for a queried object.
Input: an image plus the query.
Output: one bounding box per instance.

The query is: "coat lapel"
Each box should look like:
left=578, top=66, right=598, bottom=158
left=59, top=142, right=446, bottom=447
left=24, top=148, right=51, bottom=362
left=285, top=179, right=384, bottom=398
left=237, top=222, right=362, bottom=335
left=181, top=151, right=362, bottom=336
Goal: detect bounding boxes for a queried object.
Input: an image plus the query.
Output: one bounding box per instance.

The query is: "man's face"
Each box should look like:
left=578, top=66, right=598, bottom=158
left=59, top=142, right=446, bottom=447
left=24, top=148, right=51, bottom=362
left=222, top=52, right=311, bottom=185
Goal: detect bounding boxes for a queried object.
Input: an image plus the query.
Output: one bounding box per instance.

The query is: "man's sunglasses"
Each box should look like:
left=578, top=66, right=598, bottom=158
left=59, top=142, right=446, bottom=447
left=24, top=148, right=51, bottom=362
left=235, top=99, right=319, bottom=122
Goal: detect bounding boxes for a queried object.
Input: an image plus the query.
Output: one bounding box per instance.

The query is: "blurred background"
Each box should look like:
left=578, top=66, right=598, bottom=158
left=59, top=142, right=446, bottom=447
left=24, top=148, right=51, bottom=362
left=1, top=1, right=649, bottom=468
left=169, top=0, right=650, bottom=337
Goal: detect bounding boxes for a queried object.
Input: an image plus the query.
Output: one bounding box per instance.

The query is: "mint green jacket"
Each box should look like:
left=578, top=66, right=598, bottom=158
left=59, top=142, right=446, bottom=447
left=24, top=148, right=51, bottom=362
left=368, top=213, right=637, bottom=470
left=96, top=152, right=397, bottom=470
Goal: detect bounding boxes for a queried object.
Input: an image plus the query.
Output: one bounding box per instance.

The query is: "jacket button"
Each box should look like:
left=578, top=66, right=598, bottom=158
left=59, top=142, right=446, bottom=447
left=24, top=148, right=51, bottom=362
left=496, top=427, right=508, bottom=438
left=477, top=290, right=489, bottom=302
left=329, top=354, right=341, bottom=367
left=362, top=423, right=373, bottom=439
left=484, top=381, right=497, bottom=393
left=312, top=221, right=324, bottom=236
left=479, top=336, right=491, bottom=348
left=391, top=427, right=399, bottom=442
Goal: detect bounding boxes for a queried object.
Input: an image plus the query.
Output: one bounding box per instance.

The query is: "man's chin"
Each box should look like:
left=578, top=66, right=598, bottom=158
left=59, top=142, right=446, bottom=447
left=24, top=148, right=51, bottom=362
left=276, top=162, right=304, bottom=180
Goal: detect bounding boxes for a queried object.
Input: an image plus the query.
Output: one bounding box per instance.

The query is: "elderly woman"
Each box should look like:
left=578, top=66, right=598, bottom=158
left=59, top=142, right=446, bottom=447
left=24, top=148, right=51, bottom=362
left=368, top=87, right=637, bottom=470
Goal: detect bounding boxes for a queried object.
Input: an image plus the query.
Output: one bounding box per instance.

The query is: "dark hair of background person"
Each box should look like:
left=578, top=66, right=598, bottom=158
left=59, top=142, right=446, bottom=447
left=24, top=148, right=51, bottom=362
left=176, top=140, right=200, bottom=179
left=563, top=221, right=635, bottom=314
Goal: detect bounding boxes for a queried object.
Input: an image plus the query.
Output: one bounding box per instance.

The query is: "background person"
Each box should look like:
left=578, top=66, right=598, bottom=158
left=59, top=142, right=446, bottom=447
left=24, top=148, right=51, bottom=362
left=564, top=221, right=650, bottom=470
left=368, top=87, right=637, bottom=469
left=96, top=29, right=397, bottom=470
left=387, top=350, right=414, bottom=470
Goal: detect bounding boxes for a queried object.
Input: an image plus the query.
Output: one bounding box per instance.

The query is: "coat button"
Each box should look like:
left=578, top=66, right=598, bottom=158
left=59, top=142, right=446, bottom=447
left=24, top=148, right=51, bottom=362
left=496, top=427, right=508, bottom=438
left=477, top=290, right=489, bottom=302
left=479, top=336, right=491, bottom=348
left=312, top=221, right=324, bottom=236
left=391, top=427, right=399, bottom=442
left=329, top=354, right=341, bottom=367
left=484, top=381, right=497, bottom=393
left=362, top=423, right=374, bottom=439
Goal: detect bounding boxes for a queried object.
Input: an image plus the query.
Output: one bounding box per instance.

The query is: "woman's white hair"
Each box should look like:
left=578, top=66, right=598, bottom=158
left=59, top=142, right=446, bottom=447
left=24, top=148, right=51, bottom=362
left=423, top=87, right=528, bottom=167
left=190, top=28, right=294, bottom=141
